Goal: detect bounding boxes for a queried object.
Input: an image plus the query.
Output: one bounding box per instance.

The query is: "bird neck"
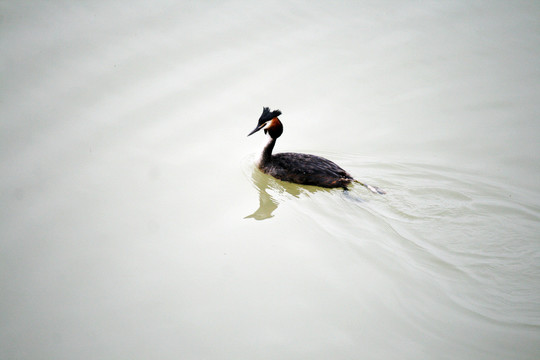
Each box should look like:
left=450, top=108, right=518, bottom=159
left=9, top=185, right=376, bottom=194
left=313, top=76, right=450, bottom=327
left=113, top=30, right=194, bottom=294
left=260, top=136, right=276, bottom=166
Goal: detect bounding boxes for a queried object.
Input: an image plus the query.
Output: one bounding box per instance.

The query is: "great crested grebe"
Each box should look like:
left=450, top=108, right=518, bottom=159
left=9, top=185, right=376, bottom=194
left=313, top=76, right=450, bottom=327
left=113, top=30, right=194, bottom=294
left=248, top=107, right=385, bottom=193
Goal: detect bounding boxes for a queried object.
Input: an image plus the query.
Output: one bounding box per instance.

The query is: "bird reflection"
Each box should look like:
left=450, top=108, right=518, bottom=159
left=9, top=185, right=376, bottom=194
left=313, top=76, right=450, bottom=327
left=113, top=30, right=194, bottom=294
left=244, top=169, right=279, bottom=220
left=245, top=167, right=328, bottom=220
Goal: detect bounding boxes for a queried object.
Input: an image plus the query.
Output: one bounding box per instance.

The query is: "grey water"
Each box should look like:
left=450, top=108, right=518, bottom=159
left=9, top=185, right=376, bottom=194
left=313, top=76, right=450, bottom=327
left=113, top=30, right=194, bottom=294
left=1, top=1, right=540, bottom=359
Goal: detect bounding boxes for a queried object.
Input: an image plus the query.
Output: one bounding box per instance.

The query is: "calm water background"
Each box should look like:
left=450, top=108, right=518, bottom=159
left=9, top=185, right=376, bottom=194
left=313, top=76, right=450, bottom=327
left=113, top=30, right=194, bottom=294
left=1, top=1, right=540, bottom=359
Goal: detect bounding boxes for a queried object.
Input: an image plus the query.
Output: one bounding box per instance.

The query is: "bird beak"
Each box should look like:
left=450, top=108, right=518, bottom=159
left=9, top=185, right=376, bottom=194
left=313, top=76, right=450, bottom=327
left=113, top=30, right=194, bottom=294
left=247, top=122, right=266, bottom=136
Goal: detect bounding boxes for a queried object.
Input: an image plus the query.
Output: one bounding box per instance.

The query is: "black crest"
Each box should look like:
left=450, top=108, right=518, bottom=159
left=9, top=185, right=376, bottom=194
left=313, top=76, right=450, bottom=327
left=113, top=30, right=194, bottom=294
left=258, top=107, right=281, bottom=125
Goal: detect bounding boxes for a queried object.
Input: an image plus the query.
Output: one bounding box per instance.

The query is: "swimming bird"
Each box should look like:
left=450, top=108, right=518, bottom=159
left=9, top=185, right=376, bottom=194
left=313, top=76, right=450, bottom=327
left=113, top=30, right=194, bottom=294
left=248, top=107, right=385, bottom=193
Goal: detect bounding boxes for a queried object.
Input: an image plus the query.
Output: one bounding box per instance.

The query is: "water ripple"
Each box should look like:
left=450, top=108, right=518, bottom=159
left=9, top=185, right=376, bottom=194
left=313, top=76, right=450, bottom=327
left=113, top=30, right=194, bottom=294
left=247, top=156, right=540, bottom=330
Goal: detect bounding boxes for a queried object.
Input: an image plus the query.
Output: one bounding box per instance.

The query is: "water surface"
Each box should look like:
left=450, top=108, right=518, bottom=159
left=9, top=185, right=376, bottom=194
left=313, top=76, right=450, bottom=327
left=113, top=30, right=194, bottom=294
left=1, top=1, right=540, bottom=359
